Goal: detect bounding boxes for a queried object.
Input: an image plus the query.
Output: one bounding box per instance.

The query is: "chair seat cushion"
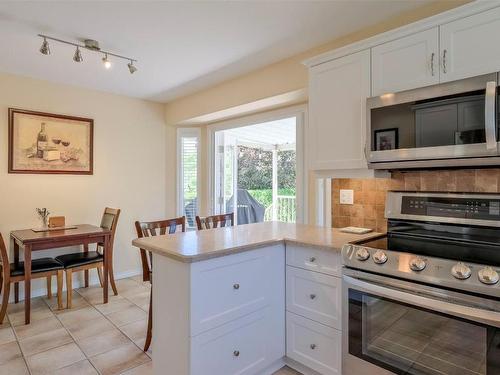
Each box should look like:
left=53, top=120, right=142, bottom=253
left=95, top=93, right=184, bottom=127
left=55, top=251, right=103, bottom=269
left=10, top=257, right=64, bottom=277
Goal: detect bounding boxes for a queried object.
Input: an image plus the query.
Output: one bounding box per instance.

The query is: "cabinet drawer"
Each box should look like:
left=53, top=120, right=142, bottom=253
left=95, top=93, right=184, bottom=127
left=191, top=308, right=283, bottom=375
left=191, top=245, right=284, bottom=335
left=286, top=266, right=341, bottom=329
left=286, top=312, right=341, bottom=375
left=286, top=244, right=342, bottom=276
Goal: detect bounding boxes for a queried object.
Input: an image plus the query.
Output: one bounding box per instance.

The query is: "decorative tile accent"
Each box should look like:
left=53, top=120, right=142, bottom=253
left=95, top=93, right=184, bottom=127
left=332, top=168, right=500, bottom=231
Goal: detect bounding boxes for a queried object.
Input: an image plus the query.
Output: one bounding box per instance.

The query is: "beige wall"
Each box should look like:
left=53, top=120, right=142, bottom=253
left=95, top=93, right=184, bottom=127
left=0, top=72, right=173, bottom=300
left=165, top=0, right=470, bottom=126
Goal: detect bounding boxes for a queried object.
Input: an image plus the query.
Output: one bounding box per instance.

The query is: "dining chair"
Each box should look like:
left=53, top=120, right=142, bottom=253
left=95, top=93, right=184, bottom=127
left=135, top=216, right=186, bottom=352
left=55, top=207, right=120, bottom=308
left=0, top=233, right=64, bottom=324
left=195, top=213, right=234, bottom=230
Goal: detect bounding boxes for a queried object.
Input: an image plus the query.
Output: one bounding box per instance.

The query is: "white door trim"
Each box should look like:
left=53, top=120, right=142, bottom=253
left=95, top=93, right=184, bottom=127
left=207, top=104, right=308, bottom=223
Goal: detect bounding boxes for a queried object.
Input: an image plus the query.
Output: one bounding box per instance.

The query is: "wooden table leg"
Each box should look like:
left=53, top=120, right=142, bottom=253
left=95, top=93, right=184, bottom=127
left=24, top=245, right=32, bottom=325
left=13, top=239, right=19, bottom=304
left=103, top=236, right=109, bottom=304
left=83, top=243, right=89, bottom=288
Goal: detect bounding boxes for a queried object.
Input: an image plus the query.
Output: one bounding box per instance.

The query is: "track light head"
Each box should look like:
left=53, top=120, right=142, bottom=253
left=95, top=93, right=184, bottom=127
left=128, top=61, right=137, bottom=74
left=73, top=47, right=83, bottom=63
left=102, top=54, right=111, bottom=69
left=39, top=37, right=50, bottom=55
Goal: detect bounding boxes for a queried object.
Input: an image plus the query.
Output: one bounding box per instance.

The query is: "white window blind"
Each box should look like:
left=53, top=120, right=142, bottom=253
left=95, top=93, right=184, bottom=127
left=178, top=129, right=200, bottom=228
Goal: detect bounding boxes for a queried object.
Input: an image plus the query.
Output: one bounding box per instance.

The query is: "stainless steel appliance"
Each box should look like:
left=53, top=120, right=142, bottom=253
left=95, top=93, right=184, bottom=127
left=342, top=191, right=500, bottom=375
left=367, top=74, right=500, bottom=169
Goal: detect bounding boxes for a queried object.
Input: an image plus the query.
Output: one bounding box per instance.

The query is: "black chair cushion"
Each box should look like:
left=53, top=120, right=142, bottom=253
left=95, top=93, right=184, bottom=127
left=10, top=257, right=64, bottom=277
left=55, top=251, right=103, bottom=269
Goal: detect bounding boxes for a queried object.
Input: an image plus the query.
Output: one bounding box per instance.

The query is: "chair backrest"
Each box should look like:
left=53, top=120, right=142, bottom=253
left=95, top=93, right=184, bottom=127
left=100, top=207, right=121, bottom=252
left=134, top=216, right=186, bottom=282
left=196, top=213, right=234, bottom=230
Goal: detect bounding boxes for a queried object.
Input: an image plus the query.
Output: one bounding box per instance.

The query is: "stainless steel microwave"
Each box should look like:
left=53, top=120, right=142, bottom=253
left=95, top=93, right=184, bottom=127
left=367, top=73, right=500, bottom=169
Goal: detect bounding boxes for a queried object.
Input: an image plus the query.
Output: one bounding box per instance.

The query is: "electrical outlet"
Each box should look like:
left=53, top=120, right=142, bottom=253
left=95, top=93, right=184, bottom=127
left=340, top=189, right=354, bottom=205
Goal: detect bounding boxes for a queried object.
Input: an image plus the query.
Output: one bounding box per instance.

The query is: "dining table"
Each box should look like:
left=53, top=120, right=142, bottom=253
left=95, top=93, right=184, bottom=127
left=10, top=224, right=111, bottom=324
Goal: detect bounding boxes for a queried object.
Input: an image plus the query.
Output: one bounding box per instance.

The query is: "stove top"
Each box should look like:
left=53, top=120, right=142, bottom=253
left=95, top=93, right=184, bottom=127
left=341, top=191, right=500, bottom=299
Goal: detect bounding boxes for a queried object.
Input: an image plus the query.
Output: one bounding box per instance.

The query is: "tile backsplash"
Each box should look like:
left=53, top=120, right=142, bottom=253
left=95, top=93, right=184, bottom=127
left=332, top=168, right=500, bottom=232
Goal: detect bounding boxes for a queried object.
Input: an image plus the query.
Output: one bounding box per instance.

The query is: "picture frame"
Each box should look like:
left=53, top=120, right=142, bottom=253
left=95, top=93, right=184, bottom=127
left=8, top=108, right=93, bottom=175
left=374, top=127, right=399, bottom=151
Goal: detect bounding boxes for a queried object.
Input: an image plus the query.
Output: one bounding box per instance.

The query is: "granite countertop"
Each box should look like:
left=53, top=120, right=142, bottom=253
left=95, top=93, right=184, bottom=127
left=132, top=221, right=383, bottom=263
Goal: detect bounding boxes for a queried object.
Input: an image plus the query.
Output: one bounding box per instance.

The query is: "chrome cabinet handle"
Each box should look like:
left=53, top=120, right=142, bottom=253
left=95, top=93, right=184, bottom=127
left=233, top=283, right=240, bottom=290
left=309, top=256, right=316, bottom=263
left=233, top=350, right=240, bottom=357
left=430, top=52, right=435, bottom=76
left=310, top=344, right=317, bottom=350
left=310, top=294, right=316, bottom=300
left=442, top=49, right=447, bottom=74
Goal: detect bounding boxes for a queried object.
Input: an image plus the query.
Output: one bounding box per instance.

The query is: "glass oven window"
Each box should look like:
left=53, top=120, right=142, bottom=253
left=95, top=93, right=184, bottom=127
left=349, top=289, right=500, bottom=374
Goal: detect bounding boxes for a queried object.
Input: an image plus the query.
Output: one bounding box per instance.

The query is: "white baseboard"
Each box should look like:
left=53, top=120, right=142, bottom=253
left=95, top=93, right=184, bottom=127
left=6, top=268, right=142, bottom=303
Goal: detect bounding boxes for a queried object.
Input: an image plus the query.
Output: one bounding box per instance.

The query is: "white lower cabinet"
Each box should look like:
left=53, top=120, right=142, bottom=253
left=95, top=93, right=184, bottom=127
left=286, top=266, right=342, bottom=329
left=286, top=312, right=342, bottom=375
left=191, top=308, right=282, bottom=375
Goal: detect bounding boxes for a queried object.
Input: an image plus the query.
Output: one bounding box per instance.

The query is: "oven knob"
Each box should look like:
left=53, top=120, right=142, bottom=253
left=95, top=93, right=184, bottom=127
left=409, top=257, right=426, bottom=272
left=451, top=262, right=472, bottom=280
left=373, top=250, right=388, bottom=264
left=355, top=248, right=370, bottom=261
left=478, top=267, right=499, bottom=285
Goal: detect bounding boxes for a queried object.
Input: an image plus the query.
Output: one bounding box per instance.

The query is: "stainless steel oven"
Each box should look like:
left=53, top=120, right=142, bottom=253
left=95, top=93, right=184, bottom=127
left=343, top=268, right=500, bottom=375
left=367, top=73, right=500, bottom=169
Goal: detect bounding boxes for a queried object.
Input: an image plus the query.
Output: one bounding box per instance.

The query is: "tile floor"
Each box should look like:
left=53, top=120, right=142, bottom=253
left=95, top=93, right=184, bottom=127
left=0, top=276, right=300, bottom=375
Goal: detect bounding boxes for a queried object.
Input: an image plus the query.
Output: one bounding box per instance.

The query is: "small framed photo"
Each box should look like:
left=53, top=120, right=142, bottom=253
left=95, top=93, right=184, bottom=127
left=374, top=128, right=399, bottom=151
left=8, top=108, right=93, bottom=175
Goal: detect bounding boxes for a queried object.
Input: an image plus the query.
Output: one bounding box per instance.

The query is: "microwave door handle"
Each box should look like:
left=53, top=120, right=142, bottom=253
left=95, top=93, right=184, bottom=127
left=344, top=275, right=500, bottom=328
left=485, top=81, right=497, bottom=150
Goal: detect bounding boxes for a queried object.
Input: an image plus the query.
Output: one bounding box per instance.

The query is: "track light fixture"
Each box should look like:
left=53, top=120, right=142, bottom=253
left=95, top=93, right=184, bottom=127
left=39, top=37, right=50, bottom=55
left=37, top=34, right=138, bottom=74
left=73, top=46, right=83, bottom=63
left=128, top=60, right=137, bottom=74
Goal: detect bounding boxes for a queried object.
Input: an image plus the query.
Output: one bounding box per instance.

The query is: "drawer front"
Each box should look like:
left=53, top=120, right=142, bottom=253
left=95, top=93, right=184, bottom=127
left=191, top=308, right=284, bottom=375
left=286, top=244, right=342, bottom=277
left=286, top=266, right=341, bottom=329
left=286, top=312, right=341, bottom=375
left=191, top=244, right=284, bottom=335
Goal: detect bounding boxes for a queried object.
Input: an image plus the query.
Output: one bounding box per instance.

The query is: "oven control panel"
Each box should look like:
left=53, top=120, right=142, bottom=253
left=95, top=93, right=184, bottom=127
left=401, top=196, right=500, bottom=220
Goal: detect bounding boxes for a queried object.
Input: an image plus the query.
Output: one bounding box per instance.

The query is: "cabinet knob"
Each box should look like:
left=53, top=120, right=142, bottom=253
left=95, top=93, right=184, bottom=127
left=309, top=294, right=316, bottom=300
left=233, top=350, right=240, bottom=357
left=233, top=283, right=240, bottom=290
left=309, top=257, right=316, bottom=263
left=310, top=344, right=317, bottom=350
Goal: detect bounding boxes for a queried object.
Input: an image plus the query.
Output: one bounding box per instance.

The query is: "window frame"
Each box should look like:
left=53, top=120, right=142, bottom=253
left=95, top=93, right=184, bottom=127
left=177, top=127, right=201, bottom=226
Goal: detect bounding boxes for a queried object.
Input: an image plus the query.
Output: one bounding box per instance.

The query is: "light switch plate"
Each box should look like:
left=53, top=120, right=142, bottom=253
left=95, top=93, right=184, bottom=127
left=340, top=189, right=354, bottom=205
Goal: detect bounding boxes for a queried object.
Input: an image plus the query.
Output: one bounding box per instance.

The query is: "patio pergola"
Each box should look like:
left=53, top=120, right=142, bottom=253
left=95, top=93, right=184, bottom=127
left=223, top=117, right=296, bottom=222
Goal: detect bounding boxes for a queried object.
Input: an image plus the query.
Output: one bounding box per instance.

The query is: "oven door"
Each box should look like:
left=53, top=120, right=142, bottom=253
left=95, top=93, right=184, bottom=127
left=343, top=269, right=500, bottom=375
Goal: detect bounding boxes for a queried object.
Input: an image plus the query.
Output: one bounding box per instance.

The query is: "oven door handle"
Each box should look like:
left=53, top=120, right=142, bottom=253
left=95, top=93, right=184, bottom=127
left=485, top=81, right=497, bottom=150
left=344, top=275, right=500, bottom=328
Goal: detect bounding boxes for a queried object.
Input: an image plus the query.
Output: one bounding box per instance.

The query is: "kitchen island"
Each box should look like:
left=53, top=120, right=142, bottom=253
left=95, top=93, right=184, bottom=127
left=132, top=222, right=382, bottom=375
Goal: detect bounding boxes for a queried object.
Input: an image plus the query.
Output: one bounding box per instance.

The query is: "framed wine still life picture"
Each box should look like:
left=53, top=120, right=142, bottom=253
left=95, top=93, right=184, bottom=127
left=8, top=108, right=93, bottom=175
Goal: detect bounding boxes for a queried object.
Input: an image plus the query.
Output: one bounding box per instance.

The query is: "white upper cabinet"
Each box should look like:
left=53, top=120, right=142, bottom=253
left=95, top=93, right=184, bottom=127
left=440, top=7, right=500, bottom=83
left=308, top=49, right=370, bottom=170
left=372, top=28, right=439, bottom=96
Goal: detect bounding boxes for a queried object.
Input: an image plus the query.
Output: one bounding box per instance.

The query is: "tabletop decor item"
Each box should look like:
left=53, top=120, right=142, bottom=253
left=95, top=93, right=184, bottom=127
left=374, top=127, right=399, bottom=151
left=49, top=216, right=66, bottom=228
left=36, top=208, right=50, bottom=228
left=8, top=108, right=93, bottom=174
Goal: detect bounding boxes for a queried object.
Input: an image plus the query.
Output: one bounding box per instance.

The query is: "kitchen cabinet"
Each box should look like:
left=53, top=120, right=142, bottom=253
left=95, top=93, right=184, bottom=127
left=308, top=49, right=370, bottom=170
left=440, top=7, right=500, bottom=83
left=371, top=27, right=439, bottom=96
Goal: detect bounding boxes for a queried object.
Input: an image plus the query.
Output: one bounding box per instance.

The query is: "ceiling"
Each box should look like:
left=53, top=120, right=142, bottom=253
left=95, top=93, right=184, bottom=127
left=0, top=1, right=432, bottom=103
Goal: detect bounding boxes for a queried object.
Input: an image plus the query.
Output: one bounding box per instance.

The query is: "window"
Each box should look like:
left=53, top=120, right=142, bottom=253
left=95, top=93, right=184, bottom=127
left=177, top=128, right=200, bottom=228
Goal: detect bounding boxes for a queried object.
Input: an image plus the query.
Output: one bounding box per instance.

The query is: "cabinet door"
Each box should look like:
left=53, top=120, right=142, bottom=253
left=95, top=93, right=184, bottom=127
left=372, top=27, right=439, bottom=96
left=309, top=50, right=370, bottom=170
left=440, top=7, right=500, bottom=82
